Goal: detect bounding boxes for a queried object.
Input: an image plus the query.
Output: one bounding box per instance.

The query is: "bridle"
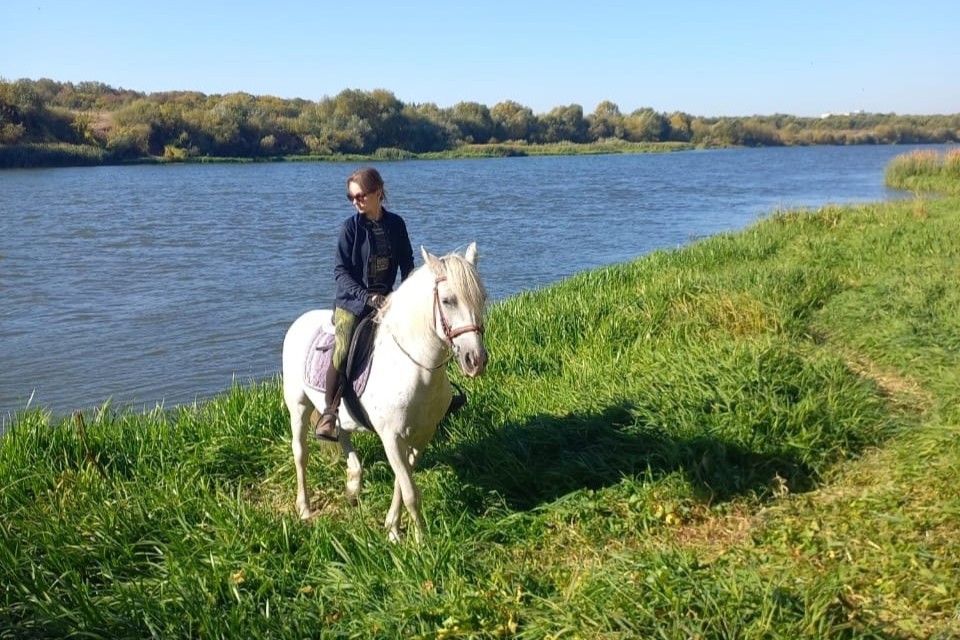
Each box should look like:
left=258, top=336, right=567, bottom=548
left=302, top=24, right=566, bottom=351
left=433, top=274, right=484, bottom=346
left=389, top=273, right=484, bottom=371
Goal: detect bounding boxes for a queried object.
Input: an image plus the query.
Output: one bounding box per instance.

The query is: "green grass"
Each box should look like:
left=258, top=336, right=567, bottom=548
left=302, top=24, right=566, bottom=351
left=3, top=183, right=959, bottom=637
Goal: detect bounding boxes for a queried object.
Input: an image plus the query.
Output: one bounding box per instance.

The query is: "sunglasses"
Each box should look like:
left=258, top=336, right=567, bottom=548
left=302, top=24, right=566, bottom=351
left=347, top=191, right=368, bottom=203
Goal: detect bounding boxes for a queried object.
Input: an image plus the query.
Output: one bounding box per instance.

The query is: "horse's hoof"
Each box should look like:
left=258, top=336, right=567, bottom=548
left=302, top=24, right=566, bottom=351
left=296, top=503, right=313, bottom=520
left=346, top=478, right=362, bottom=506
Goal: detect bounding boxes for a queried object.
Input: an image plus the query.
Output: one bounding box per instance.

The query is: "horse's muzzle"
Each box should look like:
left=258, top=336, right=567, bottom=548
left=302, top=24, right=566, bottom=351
left=460, top=346, right=488, bottom=378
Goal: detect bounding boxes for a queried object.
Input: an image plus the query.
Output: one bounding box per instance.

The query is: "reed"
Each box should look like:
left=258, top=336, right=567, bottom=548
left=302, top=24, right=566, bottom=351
left=0, top=142, right=108, bottom=168
left=943, top=148, right=960, bottom=178
left=885, top=148, right=960, bottom=194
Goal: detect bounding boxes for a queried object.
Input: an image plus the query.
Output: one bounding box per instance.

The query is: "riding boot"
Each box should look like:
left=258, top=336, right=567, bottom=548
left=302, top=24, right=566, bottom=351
left=314, top=366, right=344, bottom=441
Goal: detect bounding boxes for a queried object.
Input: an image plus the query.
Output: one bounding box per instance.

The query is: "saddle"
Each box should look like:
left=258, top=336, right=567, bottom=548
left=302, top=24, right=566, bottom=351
left=304, top=313, right=378, bottom=431
left=341, top=314, right=378, bottom=430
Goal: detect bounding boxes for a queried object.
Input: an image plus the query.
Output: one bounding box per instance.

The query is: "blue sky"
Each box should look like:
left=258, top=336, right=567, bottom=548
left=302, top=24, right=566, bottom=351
left=3, top=0, right=958, bottom=117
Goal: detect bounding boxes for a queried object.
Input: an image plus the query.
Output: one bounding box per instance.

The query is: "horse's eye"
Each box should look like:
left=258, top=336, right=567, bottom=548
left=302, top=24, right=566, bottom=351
left=442, top=296, right=456, bottom=307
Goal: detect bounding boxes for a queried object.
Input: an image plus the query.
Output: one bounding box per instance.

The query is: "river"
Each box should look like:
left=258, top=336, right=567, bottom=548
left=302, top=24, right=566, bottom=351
left=0, top=144, right=947, bottom=423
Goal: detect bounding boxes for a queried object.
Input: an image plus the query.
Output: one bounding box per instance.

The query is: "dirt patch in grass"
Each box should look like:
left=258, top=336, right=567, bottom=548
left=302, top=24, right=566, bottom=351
left=844, top=354, right=932, bottom=413
left=667, top=503, right=756, bottom=560
left=90, top=111, right=114, bottom=138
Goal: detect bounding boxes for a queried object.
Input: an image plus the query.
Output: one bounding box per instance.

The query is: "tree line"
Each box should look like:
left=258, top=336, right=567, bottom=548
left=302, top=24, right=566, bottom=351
left=1, top=77, right=958, bottom=167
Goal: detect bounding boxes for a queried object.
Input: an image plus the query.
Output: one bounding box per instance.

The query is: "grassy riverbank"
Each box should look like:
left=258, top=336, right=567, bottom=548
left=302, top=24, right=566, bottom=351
left=0, top=139, right=692, bottom=168
left=3, top=189, right=959, bottom=637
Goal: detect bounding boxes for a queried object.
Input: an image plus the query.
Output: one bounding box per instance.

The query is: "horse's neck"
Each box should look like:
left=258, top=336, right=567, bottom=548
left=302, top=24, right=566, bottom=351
left=376, top=323, right=449, bottom=376
left=372, top=270, right=452, bottom=379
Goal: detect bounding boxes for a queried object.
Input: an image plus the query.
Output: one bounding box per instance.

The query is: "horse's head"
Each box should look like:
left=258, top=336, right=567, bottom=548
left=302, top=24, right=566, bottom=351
left=422, top=242, right=489, bottom=377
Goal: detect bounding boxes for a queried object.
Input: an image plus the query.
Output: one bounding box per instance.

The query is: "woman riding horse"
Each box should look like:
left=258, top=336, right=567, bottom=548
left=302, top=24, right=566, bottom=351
left=315, top=167, right=414, bottom=441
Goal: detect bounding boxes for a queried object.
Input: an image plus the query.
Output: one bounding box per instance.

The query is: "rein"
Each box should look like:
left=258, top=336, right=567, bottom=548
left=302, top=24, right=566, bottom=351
left=389, top=331, right=452, bottom=371
left=388, top=273, right=484, bottom=371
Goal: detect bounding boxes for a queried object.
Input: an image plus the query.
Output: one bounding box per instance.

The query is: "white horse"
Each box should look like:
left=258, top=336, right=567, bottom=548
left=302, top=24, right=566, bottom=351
left=282, top=243, right=488, bottom=541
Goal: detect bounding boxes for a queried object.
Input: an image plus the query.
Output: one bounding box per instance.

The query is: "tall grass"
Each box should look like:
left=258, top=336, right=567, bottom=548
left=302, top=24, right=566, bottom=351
left=2, top=191, right=959, bottom=637
left=0, top=142, right=109, bottom=168
left=885, top=148, right=960, bottom=194
left=419, top=140, right=693, bottom=160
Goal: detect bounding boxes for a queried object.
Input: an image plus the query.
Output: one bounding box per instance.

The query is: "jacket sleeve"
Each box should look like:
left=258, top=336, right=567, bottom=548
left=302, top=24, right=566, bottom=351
left=395, top=216, right=415, bottom=282
left=333, top=219, right=368, bottom=303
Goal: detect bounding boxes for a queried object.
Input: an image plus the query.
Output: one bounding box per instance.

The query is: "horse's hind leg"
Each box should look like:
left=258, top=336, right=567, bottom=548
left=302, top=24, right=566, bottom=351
left=289, top=396, right=314, bottom=519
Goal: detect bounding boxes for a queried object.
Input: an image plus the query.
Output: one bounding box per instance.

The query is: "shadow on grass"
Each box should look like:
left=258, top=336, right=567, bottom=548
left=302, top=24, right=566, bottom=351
left=429, top=402, right=815, bottom=512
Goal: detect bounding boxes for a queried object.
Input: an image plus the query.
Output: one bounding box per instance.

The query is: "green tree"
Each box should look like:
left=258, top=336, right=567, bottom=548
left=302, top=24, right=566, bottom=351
left=539, top=104, right=588, bottom=143
left=449, top=101, right=494, bottom=144
left=402, top=103, right=459, bottom=152
left=667, top=111, right=692, bottom=142
left=106, top=123, right=150, bottom=158
left=318, top=89, right=407, bottom=152
left=490, top=100, right=537, bottom=142
left=624, top=107, right=668, bottom=142
left=587, top=100, right=624, bottom=140
left=740, top=118, right=783, bottom=146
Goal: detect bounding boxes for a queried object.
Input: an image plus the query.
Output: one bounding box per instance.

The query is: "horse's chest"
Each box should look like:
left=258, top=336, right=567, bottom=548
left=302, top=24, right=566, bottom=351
left=371, top=383, right=448, bottom=441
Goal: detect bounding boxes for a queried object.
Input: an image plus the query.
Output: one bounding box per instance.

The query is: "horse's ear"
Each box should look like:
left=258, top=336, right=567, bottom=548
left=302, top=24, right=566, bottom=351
left=421, top=246, right=440, bottom=272
left=465, top=242, right=478, bottom=266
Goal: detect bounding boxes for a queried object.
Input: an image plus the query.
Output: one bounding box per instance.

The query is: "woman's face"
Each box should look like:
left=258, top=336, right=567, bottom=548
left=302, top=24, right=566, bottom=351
left=347, top=181, right=382, bottom=216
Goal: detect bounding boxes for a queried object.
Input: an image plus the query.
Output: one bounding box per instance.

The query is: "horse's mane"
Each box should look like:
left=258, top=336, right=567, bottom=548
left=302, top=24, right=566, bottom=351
left=377, top=249, right=487, bottom=338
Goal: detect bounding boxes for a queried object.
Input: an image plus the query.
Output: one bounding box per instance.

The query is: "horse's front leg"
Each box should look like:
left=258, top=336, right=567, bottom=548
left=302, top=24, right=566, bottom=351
left=382, top=434, right=425, bottom=542
left=289, top=399, right=313, bottom=519
left=340, top=434, right=363, bottom=506
left=385, top=479, right=403, bottom=543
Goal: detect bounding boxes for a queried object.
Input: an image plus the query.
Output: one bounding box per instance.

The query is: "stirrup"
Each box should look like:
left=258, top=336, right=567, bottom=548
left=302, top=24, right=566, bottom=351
left=313, top=411, right=340, bottom=442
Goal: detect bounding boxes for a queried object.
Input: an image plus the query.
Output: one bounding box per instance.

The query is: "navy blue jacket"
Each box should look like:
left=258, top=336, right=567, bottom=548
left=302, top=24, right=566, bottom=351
left=333, top=209, right=414, bottom=316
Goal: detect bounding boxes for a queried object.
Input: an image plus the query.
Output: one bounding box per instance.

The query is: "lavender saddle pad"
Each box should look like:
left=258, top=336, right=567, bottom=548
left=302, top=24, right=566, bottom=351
left=303, top=328, right=371, bottom=396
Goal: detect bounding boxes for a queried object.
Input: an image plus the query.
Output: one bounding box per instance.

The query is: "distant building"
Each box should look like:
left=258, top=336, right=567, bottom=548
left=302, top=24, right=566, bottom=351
left=820, top=110, right=866, bottom=118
